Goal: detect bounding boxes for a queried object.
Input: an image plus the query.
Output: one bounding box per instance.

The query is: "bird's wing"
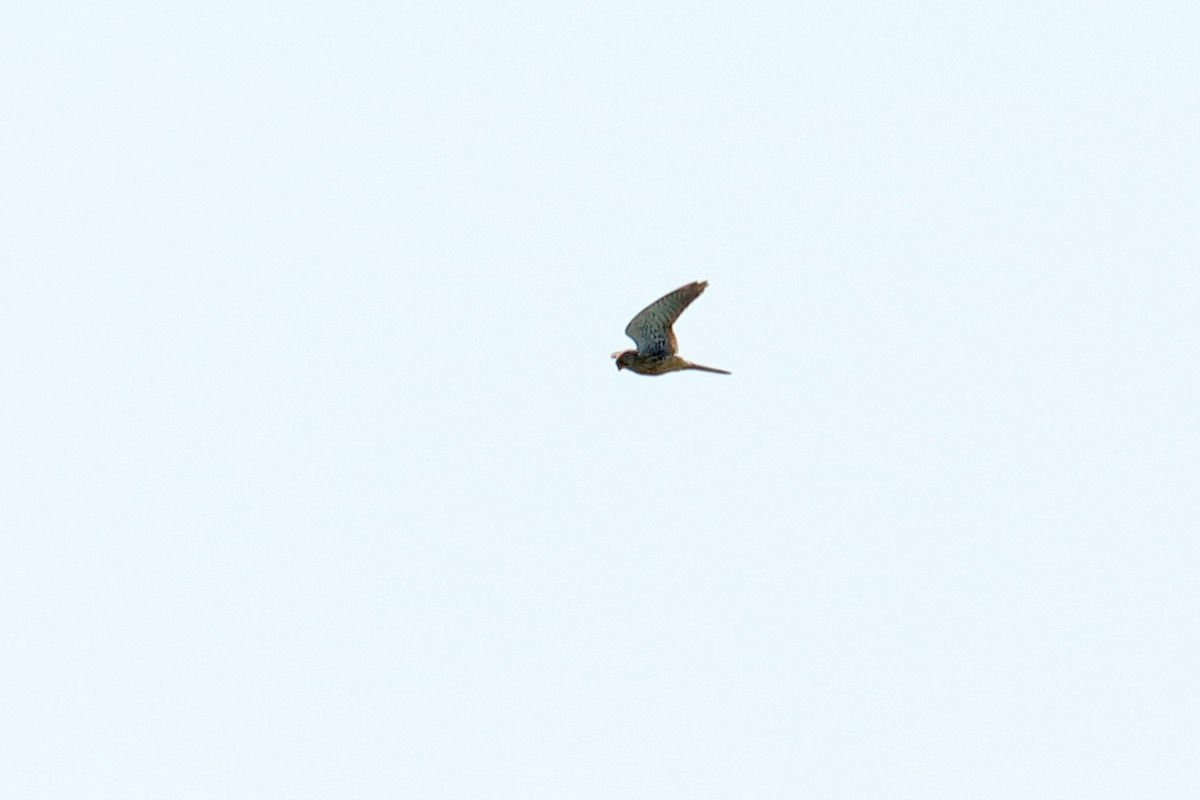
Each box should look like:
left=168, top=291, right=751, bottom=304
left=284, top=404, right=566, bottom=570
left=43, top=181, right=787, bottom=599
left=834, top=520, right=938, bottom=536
left=624, top=281, right=708, bottom=357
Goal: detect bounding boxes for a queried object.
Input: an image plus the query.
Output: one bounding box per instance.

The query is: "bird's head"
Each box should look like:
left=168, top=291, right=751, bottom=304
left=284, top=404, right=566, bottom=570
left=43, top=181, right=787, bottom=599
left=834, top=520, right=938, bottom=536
left=612, top=350, right=637, bottom=370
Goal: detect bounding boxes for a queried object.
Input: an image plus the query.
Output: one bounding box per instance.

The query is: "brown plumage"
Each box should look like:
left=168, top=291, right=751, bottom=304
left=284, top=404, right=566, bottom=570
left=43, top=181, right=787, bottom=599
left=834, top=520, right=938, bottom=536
left=611, top=281, right=731, bottom=376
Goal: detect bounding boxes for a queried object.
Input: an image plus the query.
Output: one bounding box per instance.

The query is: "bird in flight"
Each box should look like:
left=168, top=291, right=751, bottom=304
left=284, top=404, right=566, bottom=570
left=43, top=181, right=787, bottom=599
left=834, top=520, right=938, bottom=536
left=612, top=281, right=731, bottom=376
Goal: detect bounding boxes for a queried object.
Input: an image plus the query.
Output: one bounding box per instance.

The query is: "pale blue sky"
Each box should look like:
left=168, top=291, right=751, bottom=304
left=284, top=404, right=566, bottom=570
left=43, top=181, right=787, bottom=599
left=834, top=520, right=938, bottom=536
left=3, top=2, right=1198, bottom=798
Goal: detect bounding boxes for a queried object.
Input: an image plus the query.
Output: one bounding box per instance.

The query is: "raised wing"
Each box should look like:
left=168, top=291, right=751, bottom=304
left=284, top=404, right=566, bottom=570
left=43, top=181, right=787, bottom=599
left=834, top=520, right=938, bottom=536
left=624, top=281, right=709, bottom=357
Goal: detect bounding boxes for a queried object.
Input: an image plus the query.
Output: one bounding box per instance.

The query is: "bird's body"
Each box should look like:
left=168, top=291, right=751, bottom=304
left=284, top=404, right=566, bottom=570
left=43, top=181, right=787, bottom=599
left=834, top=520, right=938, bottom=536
left=612, top=281, right=730, bottom=376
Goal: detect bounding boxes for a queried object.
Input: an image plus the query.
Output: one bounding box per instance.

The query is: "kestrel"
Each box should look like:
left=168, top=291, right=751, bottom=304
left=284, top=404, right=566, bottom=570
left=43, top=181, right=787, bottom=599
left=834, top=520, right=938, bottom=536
left=612, top=281, right=731, bottom=376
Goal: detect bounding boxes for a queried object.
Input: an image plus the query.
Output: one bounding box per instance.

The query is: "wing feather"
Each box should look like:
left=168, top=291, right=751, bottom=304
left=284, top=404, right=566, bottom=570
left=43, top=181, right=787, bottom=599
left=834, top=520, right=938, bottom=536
left=624, top=281, right=708, bottom=357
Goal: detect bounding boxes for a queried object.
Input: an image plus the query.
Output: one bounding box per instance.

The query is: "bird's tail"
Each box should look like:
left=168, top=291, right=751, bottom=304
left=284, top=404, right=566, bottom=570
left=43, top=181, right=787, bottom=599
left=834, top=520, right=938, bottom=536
left=685, top=362, right=732, bottom=375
